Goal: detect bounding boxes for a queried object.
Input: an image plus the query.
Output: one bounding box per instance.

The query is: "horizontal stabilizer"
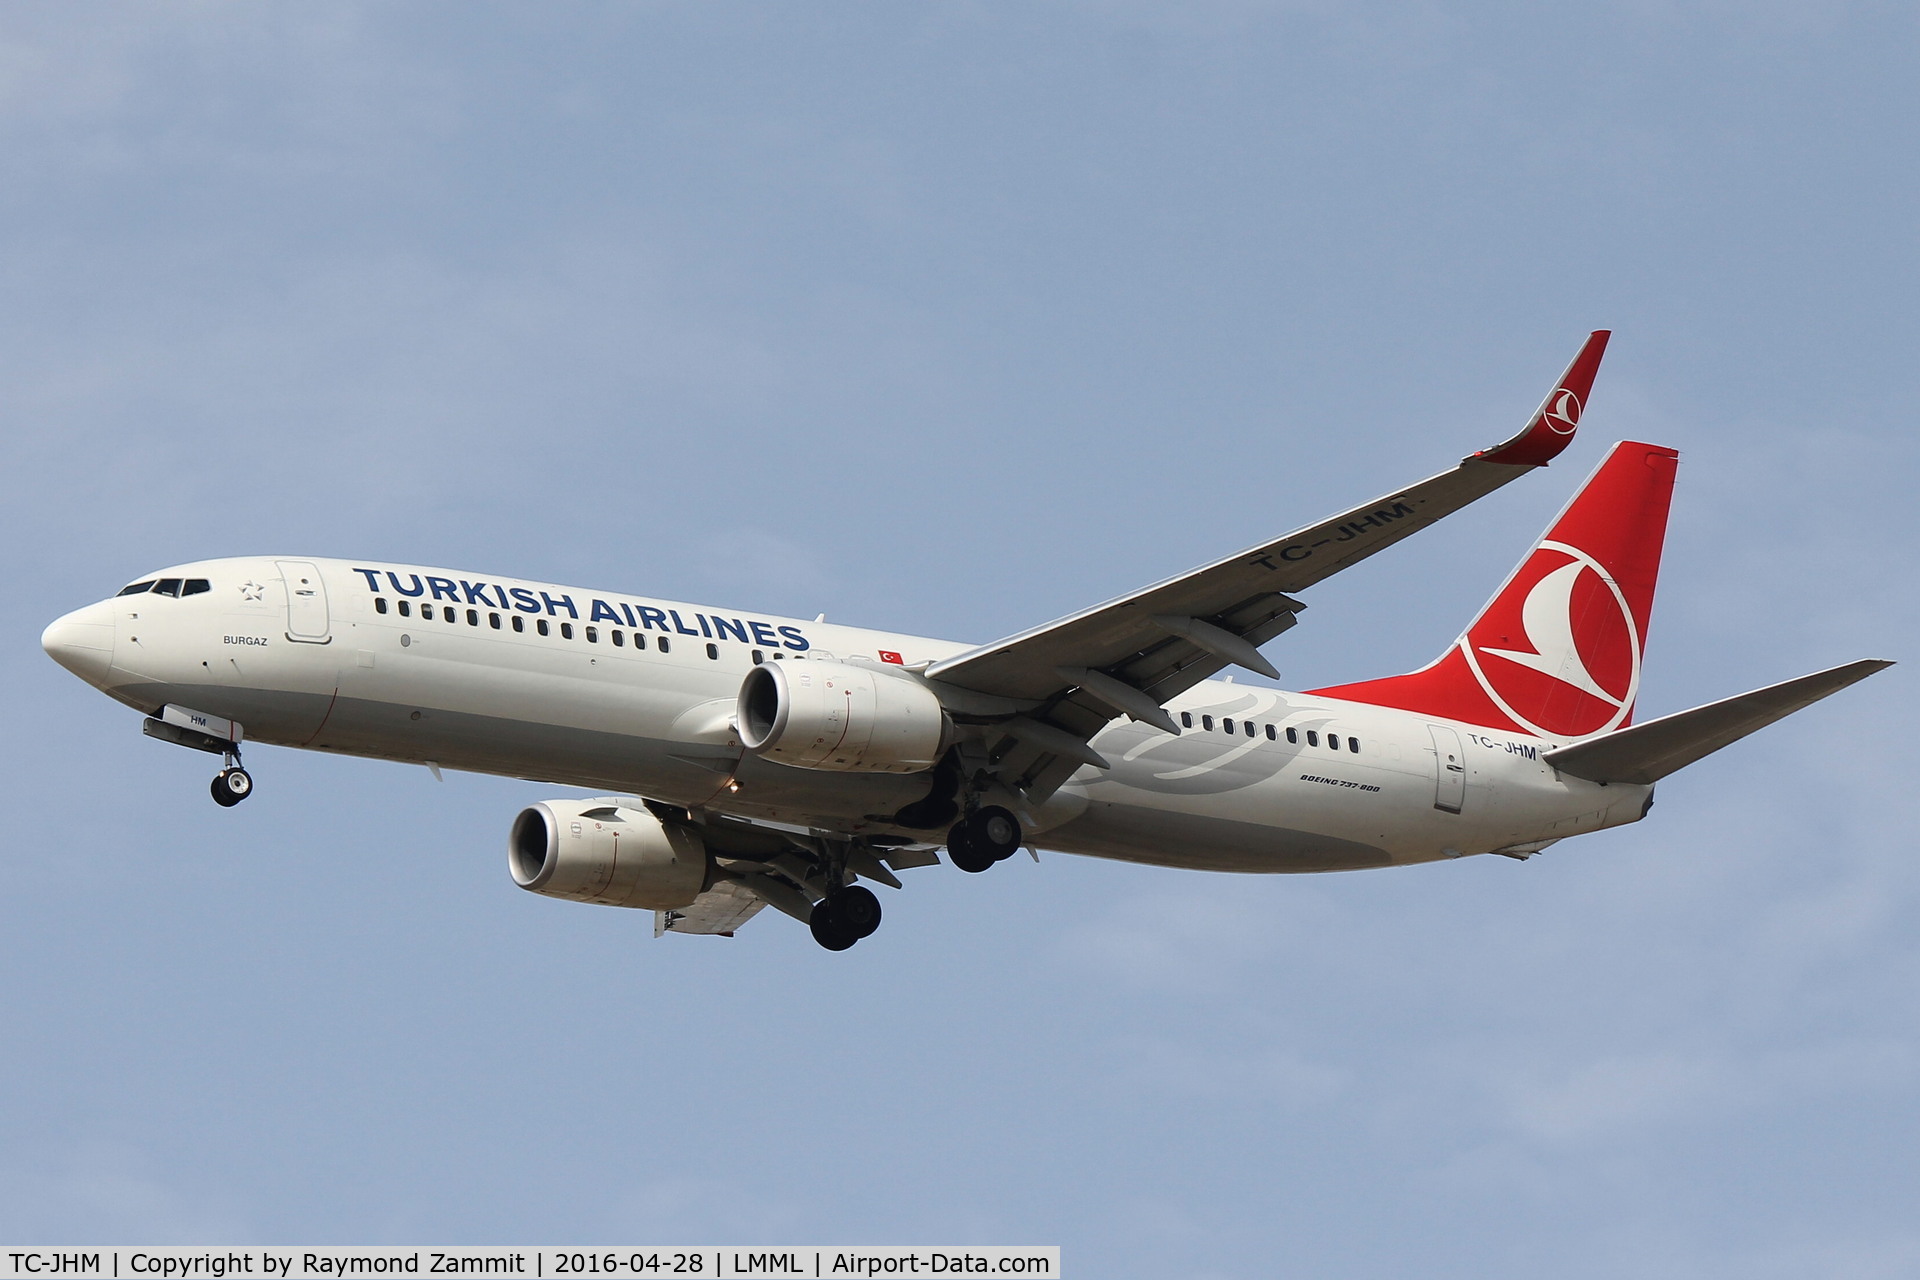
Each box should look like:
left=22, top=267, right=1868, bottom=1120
left=1543, top=659, right=1893, bottom=785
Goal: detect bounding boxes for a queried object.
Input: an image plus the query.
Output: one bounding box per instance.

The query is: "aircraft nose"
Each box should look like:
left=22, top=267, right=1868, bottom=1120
left=41, top=601, right=117, bottom=686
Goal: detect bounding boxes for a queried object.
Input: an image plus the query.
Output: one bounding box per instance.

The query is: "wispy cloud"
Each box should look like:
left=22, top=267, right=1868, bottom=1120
left=0, top=1143, right=251, bottom=1242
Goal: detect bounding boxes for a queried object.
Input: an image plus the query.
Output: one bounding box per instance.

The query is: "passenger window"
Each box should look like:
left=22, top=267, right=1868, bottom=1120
left=634, top=633, right=647, bottom=650
left=658, top=637, right=670, bottom=654
left=1329, top=735, right=1341, bottom=751
left=1202, top=715, right=1214, bottom=731
left=586, top=626, right=598, bottom=643
left=489, top=612, right=501, bottom=629
left=1307, top=730, right=1319, bottom=747
left=1265, top=724, right=1277, bottom=741
left=1349, top=737, right=1361, bottom=754
left=612, top=630, right=624, bottom=647
left=152, top=579, right=182, bottom=597
left=751, top=650, right=763, bottom=664
left=398, top=600, right=411, bottom=618
left=116, top=581, right=154, bottom=596
left=1286, top=727, right=1298, bottom=743
left=1223, top=718, right=1235, bottom=733
left=1245, top=721, right=1255, bottom=737
left=183, top=579, right=210, bottom=596
left=536, top=618, right=550, bottom=637
left=511, top=615, right=523, bottom=633
left=706, top=643, right=719, bottom=660
left=467, top=609, right=479, bottom=626
left=561, top=623, right=574, bottom=639
left=445, top=608, right=457, bottom=624
left=375, top=597, right=389, bottom=615
left=421, top=604, right=435, bottom=621
left=1181, top=711, right=1193, bottom=728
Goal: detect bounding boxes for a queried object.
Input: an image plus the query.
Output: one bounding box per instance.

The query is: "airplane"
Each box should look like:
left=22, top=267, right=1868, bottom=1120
left=40, top=331, right=1891, bottom=950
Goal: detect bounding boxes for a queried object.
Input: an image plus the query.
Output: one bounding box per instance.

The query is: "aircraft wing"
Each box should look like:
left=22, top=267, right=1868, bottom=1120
left=924, top=331, right=1611, bottom=801
left=652, top=810, right=942, bottom=938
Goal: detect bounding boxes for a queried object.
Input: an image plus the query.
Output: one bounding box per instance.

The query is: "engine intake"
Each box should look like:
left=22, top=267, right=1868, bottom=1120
left=737, top=659, right=947, bottom=773
left=509, top=798, right=708, bottom=909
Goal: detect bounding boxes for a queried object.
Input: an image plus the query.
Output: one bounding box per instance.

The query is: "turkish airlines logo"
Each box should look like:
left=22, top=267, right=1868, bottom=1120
left=1542, top=388, right=1583, bottom=435
left=1460, top=540, right=1639, bottom=738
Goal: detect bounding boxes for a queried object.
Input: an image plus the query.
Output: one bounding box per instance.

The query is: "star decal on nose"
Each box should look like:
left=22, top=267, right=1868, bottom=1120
left=240, top=581, right=265, bottom=602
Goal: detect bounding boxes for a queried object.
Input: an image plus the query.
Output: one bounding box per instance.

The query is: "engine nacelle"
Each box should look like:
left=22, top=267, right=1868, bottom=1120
left=736, top=659, right=948, bottom=773
left=509, top=798, right=707, bottom=909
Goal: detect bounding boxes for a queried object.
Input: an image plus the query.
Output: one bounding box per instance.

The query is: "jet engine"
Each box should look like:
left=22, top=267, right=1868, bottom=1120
left=736, top=659, right=948, bottom=773
left=509, top=798, right=708, bottom=909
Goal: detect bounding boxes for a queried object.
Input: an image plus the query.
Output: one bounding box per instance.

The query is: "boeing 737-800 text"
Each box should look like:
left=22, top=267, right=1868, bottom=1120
left=41, top=332, right=1891, bottom=949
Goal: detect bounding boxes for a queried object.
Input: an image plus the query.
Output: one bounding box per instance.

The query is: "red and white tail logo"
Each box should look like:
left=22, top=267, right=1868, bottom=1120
left=1462, top=539, right=1641, bottom=735
left=1312, top=441, right=1679, bottom=738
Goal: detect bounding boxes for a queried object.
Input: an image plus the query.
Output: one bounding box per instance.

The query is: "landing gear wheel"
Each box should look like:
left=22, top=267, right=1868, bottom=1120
left=808, top=886, right=882, bottom=950
left=211, top=767, right=252, bottom=808
left=947, top=820, right=995, bottom=873
left=973, top=805, right=1022, bottom=862
left=834, top=885, right=883, bottom=939
left=808, top=896, right=859, bottom=951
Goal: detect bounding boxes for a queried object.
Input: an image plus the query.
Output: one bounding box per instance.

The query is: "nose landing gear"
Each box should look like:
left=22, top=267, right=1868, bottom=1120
left=947, top=805, right=1022, bottom=873
left=140, top=707, right=254, bottom=808
left=210, top=750, right=253, bottom=808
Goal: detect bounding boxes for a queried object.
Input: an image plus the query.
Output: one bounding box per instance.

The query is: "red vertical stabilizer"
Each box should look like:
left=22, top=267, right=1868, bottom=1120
left=1310, top=441, right=1680, bottom=739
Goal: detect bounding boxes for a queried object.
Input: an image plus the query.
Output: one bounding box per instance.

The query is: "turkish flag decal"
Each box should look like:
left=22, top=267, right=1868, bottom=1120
left=879, top=650, right=904, bottom=665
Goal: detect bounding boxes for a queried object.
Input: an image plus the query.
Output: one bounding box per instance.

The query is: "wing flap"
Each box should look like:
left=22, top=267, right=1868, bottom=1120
left=655, top=878, right=769, bottom=937
left=1543, top=659, right=1892, bottom=786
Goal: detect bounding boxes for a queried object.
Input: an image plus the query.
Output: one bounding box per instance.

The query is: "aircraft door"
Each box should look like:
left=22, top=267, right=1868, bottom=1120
left=1428, top=724, right=1466, bottom=813
left=277, top=560, right=332, bottom=644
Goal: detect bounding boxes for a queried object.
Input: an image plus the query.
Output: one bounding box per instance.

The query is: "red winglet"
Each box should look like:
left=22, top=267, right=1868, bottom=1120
left=1474, top=330, right=1611, bottom=467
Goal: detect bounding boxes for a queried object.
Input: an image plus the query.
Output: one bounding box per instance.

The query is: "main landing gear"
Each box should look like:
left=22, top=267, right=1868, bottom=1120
left=210, top=751, right=253, bottom=808
left=947, top=805, right=1023, bottom=873
left=809, top=885, right=883, bottom=951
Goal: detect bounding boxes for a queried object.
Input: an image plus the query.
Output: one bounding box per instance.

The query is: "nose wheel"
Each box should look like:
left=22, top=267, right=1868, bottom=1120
left=947, top=805, right=1022, bottom=873
left=210, top=755, right=253, bottom=808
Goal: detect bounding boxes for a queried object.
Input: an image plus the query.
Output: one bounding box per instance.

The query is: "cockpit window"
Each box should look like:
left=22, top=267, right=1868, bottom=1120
left=151, top=579, right=183, bottom=597
left=116, top=581, right=155, bottom=596
left=182, top=579, right=210, bottom=596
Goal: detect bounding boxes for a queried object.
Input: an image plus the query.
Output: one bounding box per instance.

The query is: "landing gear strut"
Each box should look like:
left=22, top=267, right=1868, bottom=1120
left=809, top=885, right=883, bottom=951
left=210, top=749, right=252, bottom=808
left=947, top=805, right=1022, bottom=873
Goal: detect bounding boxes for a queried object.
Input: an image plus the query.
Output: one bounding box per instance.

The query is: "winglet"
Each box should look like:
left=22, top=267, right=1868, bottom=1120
left=1474, top=330, right=1611, bottom=467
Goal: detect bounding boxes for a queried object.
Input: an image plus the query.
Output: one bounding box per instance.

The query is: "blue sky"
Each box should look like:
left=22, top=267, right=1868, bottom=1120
left=2, top=4, right=1915, bottom=1276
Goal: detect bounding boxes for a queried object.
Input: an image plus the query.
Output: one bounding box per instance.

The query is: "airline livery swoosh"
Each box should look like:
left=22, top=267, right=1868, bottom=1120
left=1479, top=558, right=1625, bottom=707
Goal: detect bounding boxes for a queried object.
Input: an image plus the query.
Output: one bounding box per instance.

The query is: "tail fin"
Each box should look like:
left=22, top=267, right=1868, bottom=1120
left=1311, top=441, right=1681, bottom=739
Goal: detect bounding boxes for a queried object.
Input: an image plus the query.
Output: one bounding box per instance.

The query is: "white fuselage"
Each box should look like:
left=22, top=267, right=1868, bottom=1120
left=48, top=556, right=1652, bottom=871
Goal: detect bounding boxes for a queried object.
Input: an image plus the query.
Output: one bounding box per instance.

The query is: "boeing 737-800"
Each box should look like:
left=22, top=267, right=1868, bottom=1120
left=41, top=333, right=1890, bottom=949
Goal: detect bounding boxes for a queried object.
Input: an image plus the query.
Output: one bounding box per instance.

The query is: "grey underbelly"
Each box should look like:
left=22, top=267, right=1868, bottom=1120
left=1041, top=799, right=1392, bottom=873
left=114, top=678, right=1391, bottom=868
left=111, top=678, right=936, bottom=822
